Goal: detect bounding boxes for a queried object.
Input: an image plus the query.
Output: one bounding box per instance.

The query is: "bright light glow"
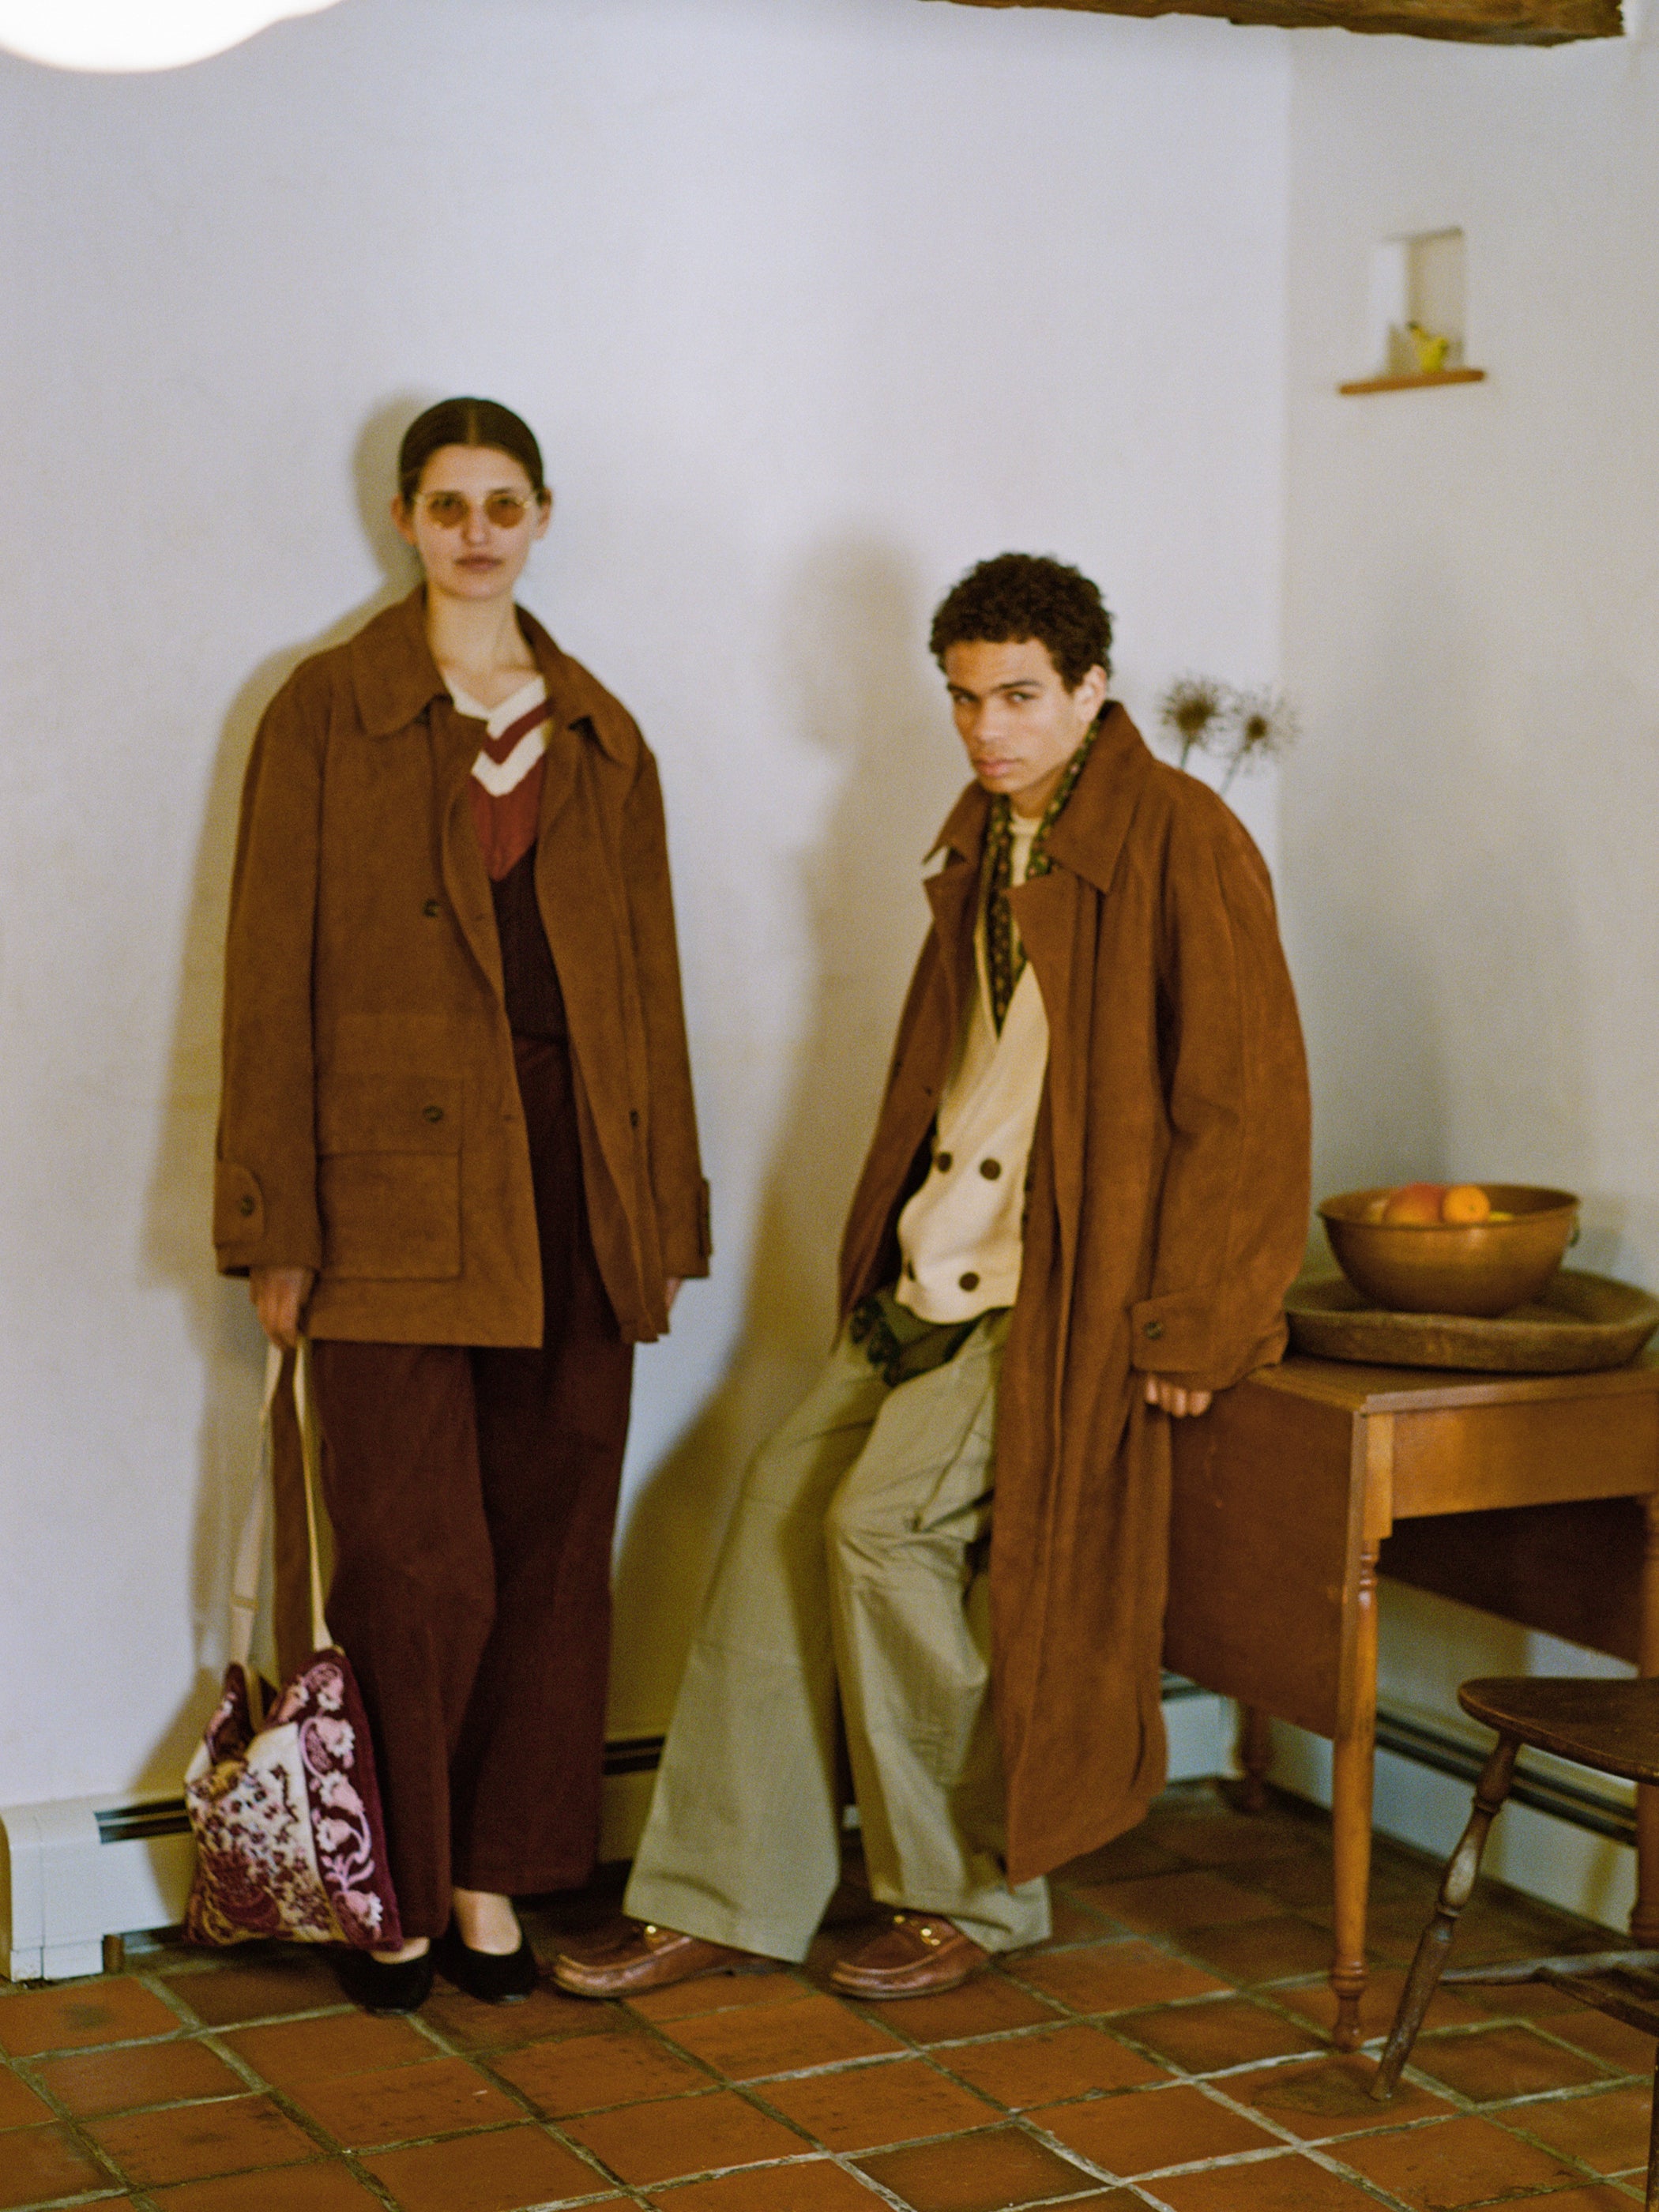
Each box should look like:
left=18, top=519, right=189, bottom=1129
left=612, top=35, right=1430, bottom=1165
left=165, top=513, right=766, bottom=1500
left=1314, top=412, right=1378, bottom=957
left=0, top=0, right=345, bottom=73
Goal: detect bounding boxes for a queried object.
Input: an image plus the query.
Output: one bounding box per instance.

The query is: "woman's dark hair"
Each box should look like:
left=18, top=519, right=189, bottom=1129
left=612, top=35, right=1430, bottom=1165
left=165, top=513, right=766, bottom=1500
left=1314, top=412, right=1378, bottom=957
left=397, top=397, right=547, bottom=505
left=929, top=553, right=1112, bottom=690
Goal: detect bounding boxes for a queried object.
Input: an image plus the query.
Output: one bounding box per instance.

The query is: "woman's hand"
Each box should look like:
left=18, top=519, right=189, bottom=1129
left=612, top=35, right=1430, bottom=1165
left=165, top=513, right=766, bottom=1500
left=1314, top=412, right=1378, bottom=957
left=250, top=1266, right=315, bottom=1350
left=1145, top=1375, right=1212, bottom=1419
left=664, top=1277, right=683, bottom=1313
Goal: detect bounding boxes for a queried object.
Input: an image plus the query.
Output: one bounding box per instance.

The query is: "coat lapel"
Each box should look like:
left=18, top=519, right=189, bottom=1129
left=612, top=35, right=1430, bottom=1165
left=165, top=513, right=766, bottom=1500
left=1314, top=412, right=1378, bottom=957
left=1040, top=705, right=1157, bottom=897
left=923, top=858, right=979, bottom=1054
left=528, top=648, right=639, bottom=1207
left=419, top=600, right=626, bottom=1014
left=432, top=698, right=505, bottom=1001
left=924, top=780, right=990, bottom=1049
left=1010, top=868, right=1085, bottom=1285
left=1015, top=709, right=1157, bottom=1283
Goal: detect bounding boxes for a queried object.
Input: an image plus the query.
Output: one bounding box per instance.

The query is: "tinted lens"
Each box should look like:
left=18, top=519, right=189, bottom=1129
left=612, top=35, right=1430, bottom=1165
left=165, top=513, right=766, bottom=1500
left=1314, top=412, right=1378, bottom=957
left=419, top=491, right=535, bottom=528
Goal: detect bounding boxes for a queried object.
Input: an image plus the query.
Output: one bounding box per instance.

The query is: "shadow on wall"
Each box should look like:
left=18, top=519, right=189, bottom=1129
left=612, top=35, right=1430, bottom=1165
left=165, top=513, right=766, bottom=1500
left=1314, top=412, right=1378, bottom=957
left=1285, top=561, right=1594, bottom=1260
left=608, top=539, right=955, bottom=1733
left=134, top=393, right=423, bottom=1789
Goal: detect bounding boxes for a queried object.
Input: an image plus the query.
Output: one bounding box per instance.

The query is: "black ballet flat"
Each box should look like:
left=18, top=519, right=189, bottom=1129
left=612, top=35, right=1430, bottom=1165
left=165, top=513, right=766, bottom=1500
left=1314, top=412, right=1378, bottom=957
left=434, top=1922, right=540, bottom=2004
left=334, top=1944, right=435, bottom=2014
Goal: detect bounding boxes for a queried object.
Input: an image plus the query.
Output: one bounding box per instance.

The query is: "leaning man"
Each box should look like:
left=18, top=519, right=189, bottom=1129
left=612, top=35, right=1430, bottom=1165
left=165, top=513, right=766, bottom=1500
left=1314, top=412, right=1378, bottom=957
left=558, top=553, right=1311, bottom=2001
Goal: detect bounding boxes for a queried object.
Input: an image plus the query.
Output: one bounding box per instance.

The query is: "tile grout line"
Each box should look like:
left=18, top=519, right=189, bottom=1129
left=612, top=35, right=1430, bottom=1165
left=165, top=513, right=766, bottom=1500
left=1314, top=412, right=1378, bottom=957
left=1207, top=2054, right=1641, bottom=2212
left=25, top=1960, right=1624, bottom=2207
left=1195, top=2034, right=1653, bottom=2204
left=4, top=1792, right=1640, bottom=2210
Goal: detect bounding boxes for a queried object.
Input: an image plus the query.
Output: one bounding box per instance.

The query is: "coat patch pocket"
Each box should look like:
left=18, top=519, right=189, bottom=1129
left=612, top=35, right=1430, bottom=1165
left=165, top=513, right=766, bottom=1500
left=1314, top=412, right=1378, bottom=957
left=317, top=1075, right=461, bottom=1281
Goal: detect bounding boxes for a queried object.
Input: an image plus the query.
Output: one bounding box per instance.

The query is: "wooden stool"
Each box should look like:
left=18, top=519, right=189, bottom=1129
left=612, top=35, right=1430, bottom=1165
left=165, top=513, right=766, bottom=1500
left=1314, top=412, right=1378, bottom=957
left=1373, top=1676, right=1659, bottom=2206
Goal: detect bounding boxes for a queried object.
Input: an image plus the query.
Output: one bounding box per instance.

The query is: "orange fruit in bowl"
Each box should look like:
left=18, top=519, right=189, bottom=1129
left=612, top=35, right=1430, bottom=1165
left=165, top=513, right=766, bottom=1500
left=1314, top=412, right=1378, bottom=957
left=1441, top=1184, right=1492, bottom=1224
left=1380, top=1182, right=1448, bottom=1224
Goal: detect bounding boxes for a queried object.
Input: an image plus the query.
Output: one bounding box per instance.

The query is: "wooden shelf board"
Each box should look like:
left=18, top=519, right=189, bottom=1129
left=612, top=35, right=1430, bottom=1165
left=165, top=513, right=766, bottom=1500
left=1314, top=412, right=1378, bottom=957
left=1338, top=368, right=1488, bottom=396
left=935, top=0, right=1620, bottom=47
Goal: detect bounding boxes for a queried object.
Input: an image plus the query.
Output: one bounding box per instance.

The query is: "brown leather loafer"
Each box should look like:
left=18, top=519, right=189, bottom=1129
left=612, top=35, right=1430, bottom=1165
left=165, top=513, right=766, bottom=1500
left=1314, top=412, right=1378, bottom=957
left=829, top=1911, right=990, bottom=1999
left=552, top=1920, right=784, bottom=1999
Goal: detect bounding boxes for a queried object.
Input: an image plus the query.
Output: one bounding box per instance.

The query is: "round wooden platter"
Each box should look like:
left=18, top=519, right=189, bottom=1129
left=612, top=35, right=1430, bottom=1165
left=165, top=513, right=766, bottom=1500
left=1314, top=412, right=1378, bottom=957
left=1286, top=1269, right=1659, bottom=1374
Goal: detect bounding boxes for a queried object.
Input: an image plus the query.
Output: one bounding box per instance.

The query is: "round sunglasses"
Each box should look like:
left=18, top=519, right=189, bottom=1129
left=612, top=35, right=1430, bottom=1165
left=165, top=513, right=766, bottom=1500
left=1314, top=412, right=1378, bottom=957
left=412, top=489, right=545, bottom=530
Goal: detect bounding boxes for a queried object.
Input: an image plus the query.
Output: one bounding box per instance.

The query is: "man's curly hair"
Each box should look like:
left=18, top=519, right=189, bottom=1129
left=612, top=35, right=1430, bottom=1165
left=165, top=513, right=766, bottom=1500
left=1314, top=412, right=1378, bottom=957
left=929, top=554, right=1112, bottom=691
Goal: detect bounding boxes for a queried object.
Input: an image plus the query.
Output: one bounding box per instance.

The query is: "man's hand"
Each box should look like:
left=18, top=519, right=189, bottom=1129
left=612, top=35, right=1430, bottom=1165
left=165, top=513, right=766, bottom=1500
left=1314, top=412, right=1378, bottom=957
left=250, top=1266, right=314, bottom=1350
left=1145, top=1375, right=1213, bottom=1419
left=664, top=1277, right=683, bottom=1313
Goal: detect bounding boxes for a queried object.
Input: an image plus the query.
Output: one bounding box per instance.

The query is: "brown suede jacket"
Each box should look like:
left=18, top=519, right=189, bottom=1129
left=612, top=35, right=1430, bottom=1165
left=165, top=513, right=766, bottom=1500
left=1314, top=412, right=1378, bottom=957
left=839, top=707, right=1311, bottom=1881
left=215, top=587, right=708, bottom=1346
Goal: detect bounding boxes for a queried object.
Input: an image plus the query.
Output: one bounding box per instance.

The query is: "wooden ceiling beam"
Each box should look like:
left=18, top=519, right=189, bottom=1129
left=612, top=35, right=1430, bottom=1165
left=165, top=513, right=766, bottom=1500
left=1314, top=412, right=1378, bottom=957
left=931, top=0, right=1622, bottom=46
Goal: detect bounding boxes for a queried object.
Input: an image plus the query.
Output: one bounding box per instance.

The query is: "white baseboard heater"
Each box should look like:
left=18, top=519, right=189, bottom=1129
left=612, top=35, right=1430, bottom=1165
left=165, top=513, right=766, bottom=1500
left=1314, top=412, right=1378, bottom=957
left=1, top=1793, right=198, bottom=1982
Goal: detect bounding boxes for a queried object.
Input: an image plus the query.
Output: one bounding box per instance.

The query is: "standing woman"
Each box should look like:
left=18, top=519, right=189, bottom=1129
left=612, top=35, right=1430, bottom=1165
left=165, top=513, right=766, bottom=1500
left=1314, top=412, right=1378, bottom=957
left=215, top=397, right=709, bottom=2011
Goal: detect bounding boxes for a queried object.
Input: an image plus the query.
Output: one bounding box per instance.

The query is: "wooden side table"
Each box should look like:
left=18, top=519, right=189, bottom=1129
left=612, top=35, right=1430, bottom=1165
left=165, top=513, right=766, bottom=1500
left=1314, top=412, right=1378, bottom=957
left=1165, top=1353, right=1659, bottom=2048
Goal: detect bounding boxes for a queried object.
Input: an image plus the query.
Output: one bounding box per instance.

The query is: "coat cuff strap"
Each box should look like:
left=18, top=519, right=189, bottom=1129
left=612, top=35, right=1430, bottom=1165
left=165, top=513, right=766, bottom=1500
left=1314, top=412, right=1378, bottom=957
left=1128, top=1289, right=1217, bottom=1375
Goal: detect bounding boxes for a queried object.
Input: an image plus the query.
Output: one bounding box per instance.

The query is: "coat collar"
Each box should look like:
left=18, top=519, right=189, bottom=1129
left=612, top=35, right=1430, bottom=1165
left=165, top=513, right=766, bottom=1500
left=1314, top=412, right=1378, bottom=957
left=1042, top=704, right=1157, bottom=895
left=347, top=584, right=632, bottom=763
left=926, top=703, right=1156, bottom=895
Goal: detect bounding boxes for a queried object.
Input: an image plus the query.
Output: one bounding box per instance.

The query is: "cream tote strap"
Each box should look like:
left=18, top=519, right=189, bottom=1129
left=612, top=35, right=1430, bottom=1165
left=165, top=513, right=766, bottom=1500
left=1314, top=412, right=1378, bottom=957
left=292, top=1338, right=332, bottom=1650
left=227, top=1344, right=283, bottom=1676
left=227, top=1341, right=333, bottom=1683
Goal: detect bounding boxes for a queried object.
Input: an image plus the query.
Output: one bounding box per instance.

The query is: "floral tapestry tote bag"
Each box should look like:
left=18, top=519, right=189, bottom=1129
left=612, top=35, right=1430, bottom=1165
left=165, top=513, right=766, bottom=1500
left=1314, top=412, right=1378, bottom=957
left=184, top=1341, right=401, bottom=1951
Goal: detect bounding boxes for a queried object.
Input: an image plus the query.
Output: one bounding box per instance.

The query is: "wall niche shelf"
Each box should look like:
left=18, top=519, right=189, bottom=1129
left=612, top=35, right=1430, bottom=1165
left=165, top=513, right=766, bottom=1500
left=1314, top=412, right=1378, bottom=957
left=1349, top=230, right=1480, bottom=397
left=1339, top=367, right=1487, bottom=396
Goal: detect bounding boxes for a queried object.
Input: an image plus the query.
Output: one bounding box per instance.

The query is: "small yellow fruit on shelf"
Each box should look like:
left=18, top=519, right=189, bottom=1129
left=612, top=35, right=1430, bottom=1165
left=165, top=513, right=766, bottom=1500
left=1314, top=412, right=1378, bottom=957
left=1441, top=1184, right=1492, bottom=1224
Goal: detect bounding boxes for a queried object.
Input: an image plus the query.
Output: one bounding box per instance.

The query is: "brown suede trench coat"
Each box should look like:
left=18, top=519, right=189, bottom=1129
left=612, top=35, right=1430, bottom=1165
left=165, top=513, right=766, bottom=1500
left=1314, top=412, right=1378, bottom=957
left=215, top=587, right=709, bottom=1346
left=838, top=706, right=1310, bottom=1883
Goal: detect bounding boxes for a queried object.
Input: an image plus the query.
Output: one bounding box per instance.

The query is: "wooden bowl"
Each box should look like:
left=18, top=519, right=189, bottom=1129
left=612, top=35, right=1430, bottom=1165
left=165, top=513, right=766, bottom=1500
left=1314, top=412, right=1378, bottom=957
left=1319, top=1185, right=1579, bottom=1318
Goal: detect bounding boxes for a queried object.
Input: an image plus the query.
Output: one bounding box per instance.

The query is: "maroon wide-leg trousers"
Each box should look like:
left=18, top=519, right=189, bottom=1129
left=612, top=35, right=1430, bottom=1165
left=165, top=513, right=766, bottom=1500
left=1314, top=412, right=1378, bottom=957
left=310, top=1036, right=634, bottom=1938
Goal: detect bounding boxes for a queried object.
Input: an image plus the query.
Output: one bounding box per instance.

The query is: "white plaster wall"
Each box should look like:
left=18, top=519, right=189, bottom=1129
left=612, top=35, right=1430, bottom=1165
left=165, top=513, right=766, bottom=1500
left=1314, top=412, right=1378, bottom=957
left=1282, top=13, right=1659, bottom=1269
left=1279, top=12, right=1659, bottom=1898
left=0, top=0, right=1290, bottom=1805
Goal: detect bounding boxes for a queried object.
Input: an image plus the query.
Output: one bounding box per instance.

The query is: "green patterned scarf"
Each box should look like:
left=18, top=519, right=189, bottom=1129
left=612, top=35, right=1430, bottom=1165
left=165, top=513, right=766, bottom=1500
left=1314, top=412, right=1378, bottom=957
left=984, top=715, right=1101, bottom=1029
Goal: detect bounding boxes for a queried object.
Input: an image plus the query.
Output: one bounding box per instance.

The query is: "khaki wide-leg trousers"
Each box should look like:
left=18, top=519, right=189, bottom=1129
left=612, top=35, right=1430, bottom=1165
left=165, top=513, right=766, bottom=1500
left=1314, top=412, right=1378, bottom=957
left=626, top=1310, right=1050, bottom=1962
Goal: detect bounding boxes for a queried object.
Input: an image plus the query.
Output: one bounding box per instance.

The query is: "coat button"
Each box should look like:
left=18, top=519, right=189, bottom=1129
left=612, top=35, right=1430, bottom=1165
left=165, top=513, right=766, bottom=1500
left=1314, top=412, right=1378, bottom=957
left=422, top=898, right=441, bottom=917
left=935, top=1151, right=954, bottom=1172
left=979, top=1158, right=1002, bottom=1180
left=1145, top=1319, right=1164, bottom=1339
left=959, top=1271, right=980, bottom=1292
left=630, top=1109, right=640, bottom=1128
left=238, top=1194, right=255, bottom=1217
left=423, top=1104, right=444, bottom=1123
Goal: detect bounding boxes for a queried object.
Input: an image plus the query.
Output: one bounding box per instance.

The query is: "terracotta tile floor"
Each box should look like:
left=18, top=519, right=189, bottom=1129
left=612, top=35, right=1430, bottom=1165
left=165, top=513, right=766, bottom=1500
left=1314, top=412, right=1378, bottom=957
left=2, top=1781, right=1651, bottom=2210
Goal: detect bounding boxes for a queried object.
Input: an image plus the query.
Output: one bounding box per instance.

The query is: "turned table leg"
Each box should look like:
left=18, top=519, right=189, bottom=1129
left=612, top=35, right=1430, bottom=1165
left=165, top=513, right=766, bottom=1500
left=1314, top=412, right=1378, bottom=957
left=1634, top=1493, right=1659, bottom=1948
left=1330, top=1537, right=1380, bottom=2051
left=1235, top=1705, right=1273, bottom=1814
